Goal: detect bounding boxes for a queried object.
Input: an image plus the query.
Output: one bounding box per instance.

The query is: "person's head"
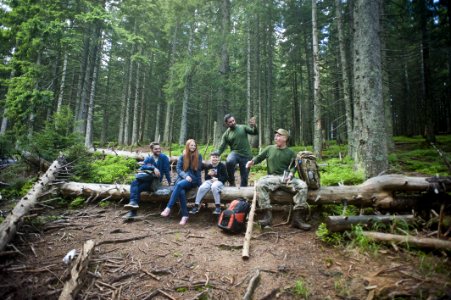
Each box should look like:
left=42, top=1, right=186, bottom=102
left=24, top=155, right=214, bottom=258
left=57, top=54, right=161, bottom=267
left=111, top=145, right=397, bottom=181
left=150, top=142, right=161, bottom=156
left=183, top=139, right=199, bottom=171
left=210, top=151, right=220, bottom=164
left=274, top=129, right=289, bottom=148
left=224, top=114, right=236, bottom=129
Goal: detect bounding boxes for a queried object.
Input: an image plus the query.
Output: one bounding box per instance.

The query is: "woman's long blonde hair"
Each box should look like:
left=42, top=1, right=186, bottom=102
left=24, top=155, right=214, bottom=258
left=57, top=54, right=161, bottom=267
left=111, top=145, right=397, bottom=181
left=183, top=139, right=199, bottom=171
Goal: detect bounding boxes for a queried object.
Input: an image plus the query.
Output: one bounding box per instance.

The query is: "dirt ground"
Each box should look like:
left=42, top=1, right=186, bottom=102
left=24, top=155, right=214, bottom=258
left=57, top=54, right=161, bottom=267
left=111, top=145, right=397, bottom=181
left=1, top=199, right=451, bottom=300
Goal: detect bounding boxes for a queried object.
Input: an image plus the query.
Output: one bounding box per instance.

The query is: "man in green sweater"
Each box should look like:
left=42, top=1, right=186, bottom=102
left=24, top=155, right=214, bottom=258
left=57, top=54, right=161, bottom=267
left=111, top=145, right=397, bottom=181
left=246, top=128, right=311, bottom=230
left=217, top=114, right=258, bottom=187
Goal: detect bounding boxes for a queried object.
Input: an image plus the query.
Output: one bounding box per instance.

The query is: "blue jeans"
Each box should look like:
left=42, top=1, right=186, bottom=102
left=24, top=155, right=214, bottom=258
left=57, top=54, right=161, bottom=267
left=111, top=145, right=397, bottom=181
left=167, top=179, right=197, bottom=217
left=129, top=177, right=154, bottom=205
left=226, top=152, right=251, bottom=187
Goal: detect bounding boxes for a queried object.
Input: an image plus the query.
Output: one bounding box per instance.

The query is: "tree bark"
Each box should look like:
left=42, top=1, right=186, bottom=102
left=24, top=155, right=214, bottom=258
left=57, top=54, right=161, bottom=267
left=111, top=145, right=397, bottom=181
left=0, top=159, right=62, bottom=251
left=362, top=231, right=451, bottom=251
left=57, top=175, right=450, bottom=211
left=335, top=0, right=353, bottom=155
left=352, top=0, right=388, bottom=178
left=56, top=52, right=68, bottom=113
left=242, top=190, right=257, bottom=259
left=326, top=215, right=415, bottom=232
left=179, top=22, right=195, bottom=145
left=312, top=0, right=322, bottom=158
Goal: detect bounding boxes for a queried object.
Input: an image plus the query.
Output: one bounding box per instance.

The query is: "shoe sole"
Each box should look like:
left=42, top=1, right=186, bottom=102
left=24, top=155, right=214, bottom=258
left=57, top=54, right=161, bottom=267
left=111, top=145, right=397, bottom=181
left=124, top=205, right=139, bottom=210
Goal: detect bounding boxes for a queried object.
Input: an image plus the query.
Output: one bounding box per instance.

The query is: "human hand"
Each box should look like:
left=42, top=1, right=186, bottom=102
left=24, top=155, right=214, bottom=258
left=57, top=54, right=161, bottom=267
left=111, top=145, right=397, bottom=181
left=245, top=161, right=254, bottom=169
left=154, top=168, right=161, bottom=177
left=186, top=176, right=193, bottom=182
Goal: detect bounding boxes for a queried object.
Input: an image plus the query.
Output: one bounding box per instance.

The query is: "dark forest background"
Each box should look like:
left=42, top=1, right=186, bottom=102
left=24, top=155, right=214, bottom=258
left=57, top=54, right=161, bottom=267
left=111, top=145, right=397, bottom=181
left=0, top=0, right=450, bottom=178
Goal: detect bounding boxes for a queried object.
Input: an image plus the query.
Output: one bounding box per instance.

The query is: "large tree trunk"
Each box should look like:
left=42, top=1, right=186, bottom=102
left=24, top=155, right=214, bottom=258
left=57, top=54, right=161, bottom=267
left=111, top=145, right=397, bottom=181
left=85, top=28, right=102, bottom=148
left=57, top=175, right=450, bottom=211
left=352, top=0, right=388, bottom=178
left=131, top=57, right=141, bottom=146
left=312, top=0, right=322, bottom=158
left=335, top=0, right=353, bottom=155
left=0, top=159, right=62, bottom=251
left=56, top=52, right=68, bottom=113
left=179, top=23, right=195, bottom=145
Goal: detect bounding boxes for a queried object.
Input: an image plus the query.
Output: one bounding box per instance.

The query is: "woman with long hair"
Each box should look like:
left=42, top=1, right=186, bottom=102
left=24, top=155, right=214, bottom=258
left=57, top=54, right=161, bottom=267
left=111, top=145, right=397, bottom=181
left=161, top=139, right=203, bottom=225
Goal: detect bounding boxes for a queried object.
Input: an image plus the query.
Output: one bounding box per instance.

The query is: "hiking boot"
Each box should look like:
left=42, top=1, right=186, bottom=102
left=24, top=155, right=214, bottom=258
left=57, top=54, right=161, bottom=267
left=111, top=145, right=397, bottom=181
left=124, top=201, right=139, bottom=210
left=292, top=208, right=311, bottom=231
left=213, top=207, right=221, bottom=215
left=189, top=206, right=200, bottom=215
left=258, top=209, right=273, bottom=227
left=160, top=207, right=171, bottom=217
left=179, top=216, right=189, bottom=225
left=122, top=210, right=137, bottom=220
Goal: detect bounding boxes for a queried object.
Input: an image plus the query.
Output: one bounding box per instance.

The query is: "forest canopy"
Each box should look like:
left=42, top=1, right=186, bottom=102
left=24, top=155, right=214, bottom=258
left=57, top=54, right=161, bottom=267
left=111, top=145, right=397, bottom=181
left=0, top=0, right=450, bottom=178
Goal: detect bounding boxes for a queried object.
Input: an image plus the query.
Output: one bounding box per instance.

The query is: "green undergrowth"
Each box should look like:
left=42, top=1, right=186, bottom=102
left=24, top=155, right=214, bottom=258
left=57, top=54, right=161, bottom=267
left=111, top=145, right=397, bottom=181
left=71, top=154, right=137, bottom=184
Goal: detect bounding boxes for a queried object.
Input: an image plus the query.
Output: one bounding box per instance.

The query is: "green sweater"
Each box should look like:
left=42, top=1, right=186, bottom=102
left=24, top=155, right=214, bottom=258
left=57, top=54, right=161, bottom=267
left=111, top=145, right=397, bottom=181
left=252, top=145, right=296, bottom=175
left=217, top=124, right=258, bottom=157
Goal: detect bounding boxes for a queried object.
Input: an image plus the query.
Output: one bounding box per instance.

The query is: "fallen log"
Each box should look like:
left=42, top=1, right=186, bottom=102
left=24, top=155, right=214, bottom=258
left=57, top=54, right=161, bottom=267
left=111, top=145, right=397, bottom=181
left=326, top=215, right=416, bottom=232
left=59, top=239, right=96, bottom=300
left=362, top=231, right=451, bottom=251
left=57, top=175, right=450, bottom=210
left=0, top=158, right=62, bottom=251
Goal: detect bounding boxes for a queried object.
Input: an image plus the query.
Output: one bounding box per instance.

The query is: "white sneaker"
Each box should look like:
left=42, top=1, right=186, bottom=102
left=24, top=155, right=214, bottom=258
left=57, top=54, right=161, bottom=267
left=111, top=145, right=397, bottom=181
left=161, top=207, right=171, bottom=217
left=179, top=216, right=188, bottom=225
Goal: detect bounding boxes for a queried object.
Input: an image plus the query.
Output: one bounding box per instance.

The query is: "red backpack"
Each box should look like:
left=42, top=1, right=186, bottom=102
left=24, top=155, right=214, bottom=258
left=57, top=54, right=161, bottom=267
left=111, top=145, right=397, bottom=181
left=217, top=198, right=250, bottom=233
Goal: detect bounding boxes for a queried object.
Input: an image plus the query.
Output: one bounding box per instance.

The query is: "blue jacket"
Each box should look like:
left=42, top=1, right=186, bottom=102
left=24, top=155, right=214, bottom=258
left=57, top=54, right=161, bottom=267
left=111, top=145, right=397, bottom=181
left=176, top=154, right=203, bottom=186
left=141, top=153, right=171, bottom=184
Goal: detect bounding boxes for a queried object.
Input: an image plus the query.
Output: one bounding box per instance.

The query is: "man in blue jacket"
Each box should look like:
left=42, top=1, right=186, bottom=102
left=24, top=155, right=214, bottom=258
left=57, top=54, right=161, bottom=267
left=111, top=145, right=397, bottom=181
left=123, top=142, right=172, bottom=219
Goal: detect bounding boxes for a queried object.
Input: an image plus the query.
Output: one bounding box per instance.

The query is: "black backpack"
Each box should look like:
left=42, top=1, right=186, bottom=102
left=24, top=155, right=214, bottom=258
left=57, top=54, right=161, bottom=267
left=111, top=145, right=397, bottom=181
left=217, top=198, right=251, bottom=233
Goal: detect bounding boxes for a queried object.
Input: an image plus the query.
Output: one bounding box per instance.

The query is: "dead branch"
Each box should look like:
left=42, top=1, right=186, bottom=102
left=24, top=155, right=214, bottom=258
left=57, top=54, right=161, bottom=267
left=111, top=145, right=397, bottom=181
left=0, top=159, right=62, bottom=251
left=242, top=269, right=260, bottom=300
left=325, top=215, right=415, bottom=232
left=242, top=189, right=257, bottom=259
left=97, top=234, right=150, bottom=246
left=59, top=239, right=96, bottom=300
left=362, top=231, right=451, bottom=251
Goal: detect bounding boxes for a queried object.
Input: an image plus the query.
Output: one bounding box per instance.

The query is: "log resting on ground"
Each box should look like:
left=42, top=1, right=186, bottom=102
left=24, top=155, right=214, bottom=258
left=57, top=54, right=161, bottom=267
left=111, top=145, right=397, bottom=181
left=362, top=231, right=451, bottom=251
left=0, top=159, right=62, bottom=251
left=326, top=215, right=416, bottom=232
left=58, top=175, right=450, bottom=209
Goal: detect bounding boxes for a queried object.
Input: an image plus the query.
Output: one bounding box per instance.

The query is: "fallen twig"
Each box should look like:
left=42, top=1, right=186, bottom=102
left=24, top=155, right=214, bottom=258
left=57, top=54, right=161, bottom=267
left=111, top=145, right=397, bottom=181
left=97, top=234, right=150, bottom=246
left=243, top=269, right=260, bottom=300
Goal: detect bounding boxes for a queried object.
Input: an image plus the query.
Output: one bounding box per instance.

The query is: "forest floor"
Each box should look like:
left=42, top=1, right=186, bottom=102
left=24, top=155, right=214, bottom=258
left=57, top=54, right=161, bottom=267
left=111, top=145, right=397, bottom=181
left=1, top=200, right=450, bottom=300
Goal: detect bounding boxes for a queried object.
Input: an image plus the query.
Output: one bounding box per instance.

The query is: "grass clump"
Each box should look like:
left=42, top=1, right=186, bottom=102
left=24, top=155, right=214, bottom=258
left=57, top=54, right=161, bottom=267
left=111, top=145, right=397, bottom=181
left=316, top=223, right=343, bottom=245
left=293, top=279, right=310, bottom=299
left=349, top=225, right=379, bottom=254
left=69, top=197, right=85, bottom=209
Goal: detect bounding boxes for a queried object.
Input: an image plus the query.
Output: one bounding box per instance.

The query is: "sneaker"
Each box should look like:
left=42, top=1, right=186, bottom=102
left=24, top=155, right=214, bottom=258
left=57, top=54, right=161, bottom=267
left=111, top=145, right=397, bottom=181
left=122, top=210, right=137, bottom=219
left=213, top=207, right=221, bottom=215
left=189, top=206, right=200, bottom=214
left=124, top=202, right=139, bottom=210
left=160, top=207, right=171, bottom=217
left=179, top=216, right=189, bottom=225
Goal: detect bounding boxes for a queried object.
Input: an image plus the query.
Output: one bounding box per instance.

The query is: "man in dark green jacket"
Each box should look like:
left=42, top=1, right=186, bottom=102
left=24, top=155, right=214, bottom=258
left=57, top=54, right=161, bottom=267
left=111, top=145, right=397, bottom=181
left=216, top=114, right=258, bottom=187
left=246, top=129, right=311, bottom=230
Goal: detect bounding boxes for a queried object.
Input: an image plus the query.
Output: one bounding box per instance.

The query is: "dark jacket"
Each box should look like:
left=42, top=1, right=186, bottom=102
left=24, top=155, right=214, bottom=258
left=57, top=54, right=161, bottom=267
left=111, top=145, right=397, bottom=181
left=204, top=162, right=228, bottom=184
